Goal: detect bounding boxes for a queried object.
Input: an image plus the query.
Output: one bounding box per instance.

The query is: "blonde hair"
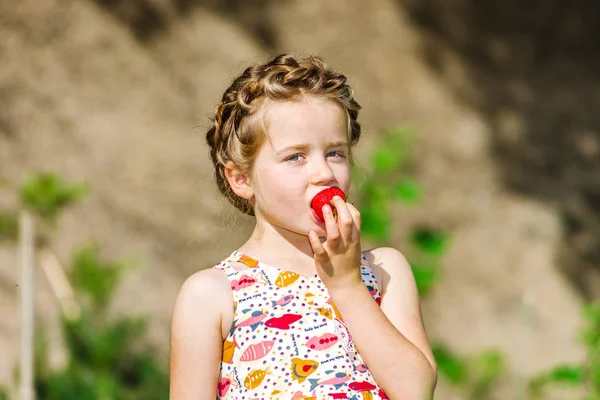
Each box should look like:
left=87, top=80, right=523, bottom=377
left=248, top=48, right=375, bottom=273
left=205, top=53, right=362, bottom=216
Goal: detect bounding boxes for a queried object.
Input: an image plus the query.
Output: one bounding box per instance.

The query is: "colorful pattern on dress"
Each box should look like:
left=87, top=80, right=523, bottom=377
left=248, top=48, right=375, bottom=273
left=213, top=250, right=388, bottom=400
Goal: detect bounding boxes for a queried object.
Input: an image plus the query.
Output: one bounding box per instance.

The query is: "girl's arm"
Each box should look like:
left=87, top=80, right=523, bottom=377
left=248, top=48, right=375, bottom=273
left=330, top=247, right=437, bottom=400
left=169, top=268, right=232, bottom=400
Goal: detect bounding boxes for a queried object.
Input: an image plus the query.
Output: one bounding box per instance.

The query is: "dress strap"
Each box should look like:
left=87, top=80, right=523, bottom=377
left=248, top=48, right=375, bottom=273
left=213, top=260, right=239, bottom=278
left=213, top=250, right=243, bottom=278
left=359, top=252, right=382, bottom=306
left=360, top=253, right=369, bottom=265
left=214, top=250, right=262, bottom=278
left=224, top=250, right=261, bottom=268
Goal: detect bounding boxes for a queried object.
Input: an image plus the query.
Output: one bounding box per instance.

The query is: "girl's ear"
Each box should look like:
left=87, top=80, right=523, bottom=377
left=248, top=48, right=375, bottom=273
left=224, top=161, right=254, bottom=200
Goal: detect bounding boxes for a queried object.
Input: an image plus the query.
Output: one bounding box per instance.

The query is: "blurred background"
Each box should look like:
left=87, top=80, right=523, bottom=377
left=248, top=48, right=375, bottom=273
left=1, top=0, right=600, bottom=399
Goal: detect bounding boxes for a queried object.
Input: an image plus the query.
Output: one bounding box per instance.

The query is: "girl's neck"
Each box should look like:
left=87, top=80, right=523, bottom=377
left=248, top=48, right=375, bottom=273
left=237, top=222, right=321, bottom=274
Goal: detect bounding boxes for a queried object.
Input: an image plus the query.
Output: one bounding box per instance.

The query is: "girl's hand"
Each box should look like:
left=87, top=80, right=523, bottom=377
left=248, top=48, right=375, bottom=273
left=308, top=196, right=363, bottom=291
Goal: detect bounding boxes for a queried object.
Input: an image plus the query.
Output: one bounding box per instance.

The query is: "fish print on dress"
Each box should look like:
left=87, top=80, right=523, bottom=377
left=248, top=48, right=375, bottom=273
left=213, top=250, right=387, bottom=399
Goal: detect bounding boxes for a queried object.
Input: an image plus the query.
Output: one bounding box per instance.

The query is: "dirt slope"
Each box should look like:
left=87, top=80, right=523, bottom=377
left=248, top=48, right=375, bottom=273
left=0, top=1, right=586, bottom=398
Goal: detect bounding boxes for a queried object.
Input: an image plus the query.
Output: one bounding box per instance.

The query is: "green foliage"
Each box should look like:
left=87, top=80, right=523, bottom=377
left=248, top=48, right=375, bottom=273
left=471, top=351, right=506, bottom=399
left=410, top=261, right=441, bottom=296
left=352, top=126, right=445, bottom=295
left=70, top=245, right=125, bottom=310
left=581, top=303, right=600, bottom=350
left=528, top=364, right=586, bottom=398
left=34, top=245, right=169, bottom=400
left=527, top=301, right=600, bottom=399
left=411, top=228, right=449, bottom=256
left=0, top=173, right=87, bottom=241
left=20, top=173, right=88, bottom=224
left=368, top=126, right=415, bottom=173
left=352, top=126, right=419, bottom=243
left=406, top=228, right=447, bottom=296
left=434, top=344, right=506, bottom=399
left=433, top=344, right=469, bottom=385
left=394, top=178, right=422, bottom=204
left=409, top=227, right=447, bottom=295
left=353, top=125, right=509, bottom=396
left=0, top=172, right=167, bottom=399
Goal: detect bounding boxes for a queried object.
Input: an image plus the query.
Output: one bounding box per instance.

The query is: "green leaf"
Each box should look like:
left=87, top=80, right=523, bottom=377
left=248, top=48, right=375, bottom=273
left=395, top=179, right=422, bottom=204
left=583, top=302, right=600, bottom=323
left=432, top=344, right=469, bottom=385
left=469, top=350, right=506, bottom=399
left=70, top=245, right=124, bottom=308
left=528, top=364, right=586, bottom=398
left=360, top=203, right=390, bottom=243
left=476, top=350, right=505, bottom=380
left=411, top=228, right=448, bottom=256
left=410, top=261, right=441, bottom=296
left=581, top=303, right=600, bottom=345
left=369, top=147, right=402, bottom=173
left=367, top=126, right=416, bottom=174
left=546, top=365, right=586, bottom=384
left=363, top=180, right=389, bottom=203
left=20, top=173, right=88, bottom=223
left=590, top=363, right=600, bottom=393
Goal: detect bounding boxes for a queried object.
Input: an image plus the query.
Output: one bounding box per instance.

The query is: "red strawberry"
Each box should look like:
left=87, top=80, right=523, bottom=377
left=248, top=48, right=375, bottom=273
left=310, top=187, right=346, bottom=223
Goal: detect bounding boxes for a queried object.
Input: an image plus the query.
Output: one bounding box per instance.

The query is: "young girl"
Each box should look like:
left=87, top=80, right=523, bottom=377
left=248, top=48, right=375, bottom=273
left=169, top=54, right=437, bottom=400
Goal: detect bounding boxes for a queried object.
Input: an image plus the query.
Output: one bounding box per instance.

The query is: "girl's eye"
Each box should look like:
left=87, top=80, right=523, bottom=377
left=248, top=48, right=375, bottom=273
left=285, top=151, right=346, bottom=163
left=327, top=151, right=346, bottom=159
left=286, top=153, right=303, bottom=163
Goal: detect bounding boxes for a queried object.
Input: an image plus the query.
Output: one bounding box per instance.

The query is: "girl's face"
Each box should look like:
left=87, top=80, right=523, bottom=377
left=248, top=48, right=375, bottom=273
left=250, top=96, right=351, bottom=237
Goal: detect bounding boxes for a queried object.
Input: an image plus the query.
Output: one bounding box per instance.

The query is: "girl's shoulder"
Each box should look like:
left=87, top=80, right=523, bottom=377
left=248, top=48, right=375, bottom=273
left=362, top=246, right=409, bottom=266
left=172, top=267, right=234, bottom=334
left=179, top=266, right=233, bottom=295
left=174, top=267, right=233, bottom=309
left=361, top=246, right=413, bottom=292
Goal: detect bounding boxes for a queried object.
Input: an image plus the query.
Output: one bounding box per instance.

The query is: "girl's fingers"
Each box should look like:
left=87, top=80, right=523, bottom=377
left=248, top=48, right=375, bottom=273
left=346, top=202, right=361, bottom=242
left=331, top=196, right=354, bottom=244
left=346, top=202, right=361, bottom=231
left=308, top=230, right=326, bottom=259
left=323, top=204, right=340, bottom=244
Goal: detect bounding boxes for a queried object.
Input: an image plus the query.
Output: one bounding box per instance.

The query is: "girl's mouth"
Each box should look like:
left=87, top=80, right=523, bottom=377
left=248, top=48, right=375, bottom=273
left=311, top=207, right=325, bottom=224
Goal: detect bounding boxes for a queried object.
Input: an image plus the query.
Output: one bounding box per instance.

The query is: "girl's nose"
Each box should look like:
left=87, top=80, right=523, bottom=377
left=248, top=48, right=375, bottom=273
left=310, top=159, right=335, bottom=185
